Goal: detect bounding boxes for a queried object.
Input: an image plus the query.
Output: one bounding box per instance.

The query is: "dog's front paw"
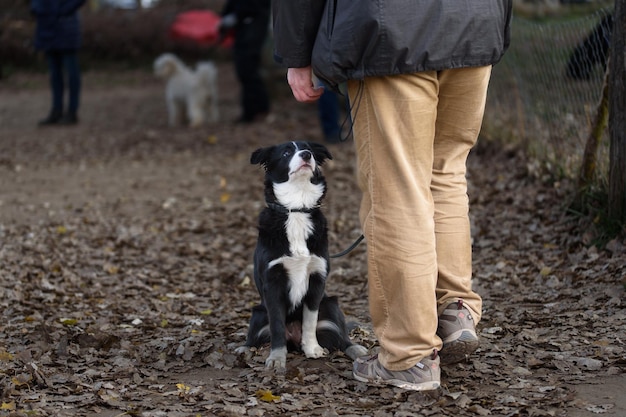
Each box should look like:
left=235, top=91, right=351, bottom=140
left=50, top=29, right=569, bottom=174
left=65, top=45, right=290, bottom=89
left=234, top=345, right=251, bottom=355
left=265, top=347, right=287, bottom=369
left=303, top=343, right=326, bottom=359
left=235, top=345, right=252, bottom=360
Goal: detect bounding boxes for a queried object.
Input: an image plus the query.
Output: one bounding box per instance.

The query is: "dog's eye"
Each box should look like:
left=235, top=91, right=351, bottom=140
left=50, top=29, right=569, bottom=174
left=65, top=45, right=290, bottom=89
left=283, top=150, right=293, bottom=158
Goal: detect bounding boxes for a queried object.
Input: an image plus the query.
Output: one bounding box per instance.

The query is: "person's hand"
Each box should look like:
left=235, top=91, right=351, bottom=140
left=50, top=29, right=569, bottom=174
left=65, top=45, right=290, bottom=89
left=287, top=67, right=324, bottom=103
left=219, top=13, right=237, bottom=35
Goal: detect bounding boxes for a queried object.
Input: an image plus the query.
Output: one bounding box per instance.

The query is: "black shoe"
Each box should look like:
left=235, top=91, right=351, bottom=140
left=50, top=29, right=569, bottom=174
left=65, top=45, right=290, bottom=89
left=59, top=113, right=78, bottom=125
left=38, top=111, right=63, bottom=126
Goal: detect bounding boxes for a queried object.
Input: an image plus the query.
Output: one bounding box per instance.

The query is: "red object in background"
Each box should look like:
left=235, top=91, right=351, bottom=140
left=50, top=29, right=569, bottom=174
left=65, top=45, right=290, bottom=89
left=169, top=10, right=234, bottom=48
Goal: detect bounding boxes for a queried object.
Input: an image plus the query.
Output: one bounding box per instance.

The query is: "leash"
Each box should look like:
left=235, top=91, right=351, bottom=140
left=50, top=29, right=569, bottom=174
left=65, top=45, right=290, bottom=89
left=330, top=234, right=365, bottom=258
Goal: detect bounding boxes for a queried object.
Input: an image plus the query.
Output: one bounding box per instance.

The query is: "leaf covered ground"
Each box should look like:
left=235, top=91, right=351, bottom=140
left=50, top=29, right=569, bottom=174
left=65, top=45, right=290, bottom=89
left=0, top=65, right=624, bottom=417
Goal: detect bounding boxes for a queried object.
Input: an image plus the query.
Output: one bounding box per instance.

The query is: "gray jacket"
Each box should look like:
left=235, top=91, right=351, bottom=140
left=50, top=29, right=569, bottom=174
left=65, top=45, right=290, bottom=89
left=273, top=0, right=512, bottom=88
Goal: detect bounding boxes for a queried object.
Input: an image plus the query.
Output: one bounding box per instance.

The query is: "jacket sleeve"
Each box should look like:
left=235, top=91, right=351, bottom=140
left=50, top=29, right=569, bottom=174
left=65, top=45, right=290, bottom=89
left=272, top=0, right=326, bottom=68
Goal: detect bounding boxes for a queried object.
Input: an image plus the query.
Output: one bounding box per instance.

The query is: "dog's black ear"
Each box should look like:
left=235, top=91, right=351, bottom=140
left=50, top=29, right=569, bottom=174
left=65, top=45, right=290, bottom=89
left=309, top=142, right=333, bottom=165
left=250, top=146, right=273, bottom=167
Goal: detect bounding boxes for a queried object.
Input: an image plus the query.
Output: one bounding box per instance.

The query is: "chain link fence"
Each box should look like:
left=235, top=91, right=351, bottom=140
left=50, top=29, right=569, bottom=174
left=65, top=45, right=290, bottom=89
left=485, top=6, right=613, bottom=183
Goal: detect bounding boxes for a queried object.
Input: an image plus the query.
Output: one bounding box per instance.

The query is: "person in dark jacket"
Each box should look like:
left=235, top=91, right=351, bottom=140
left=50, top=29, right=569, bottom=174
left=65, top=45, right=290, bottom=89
left=31, top=0, right=86, bottom=126
left=219, top=0, right=271, bottom=123
left=566, top=12, right=613, bottom=80
left=272, top=1, right=512, bottom=390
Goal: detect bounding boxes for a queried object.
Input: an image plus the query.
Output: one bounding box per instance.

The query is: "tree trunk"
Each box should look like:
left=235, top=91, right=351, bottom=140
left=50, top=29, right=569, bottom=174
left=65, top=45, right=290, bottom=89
left=608, top=0, right=626, bottom=225
left=574, top=68, right=611, bottom=206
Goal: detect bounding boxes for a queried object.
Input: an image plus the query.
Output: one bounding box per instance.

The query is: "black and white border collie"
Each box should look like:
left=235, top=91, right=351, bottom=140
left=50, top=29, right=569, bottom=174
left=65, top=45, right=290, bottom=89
left=236, top=141, right=367, bottom=369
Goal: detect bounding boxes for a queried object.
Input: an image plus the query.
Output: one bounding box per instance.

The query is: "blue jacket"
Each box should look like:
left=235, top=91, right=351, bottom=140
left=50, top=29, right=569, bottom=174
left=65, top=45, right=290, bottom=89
left=31, top=0, right=86, bottom=51
left=273, top=0, right=512, bottom=88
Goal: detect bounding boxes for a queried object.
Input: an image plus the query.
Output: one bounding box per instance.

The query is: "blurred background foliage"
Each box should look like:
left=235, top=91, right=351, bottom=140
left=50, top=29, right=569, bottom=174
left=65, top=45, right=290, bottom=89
left=0, top=0, right=227, bottom=71
left=0, top=0, right=619, bottom=227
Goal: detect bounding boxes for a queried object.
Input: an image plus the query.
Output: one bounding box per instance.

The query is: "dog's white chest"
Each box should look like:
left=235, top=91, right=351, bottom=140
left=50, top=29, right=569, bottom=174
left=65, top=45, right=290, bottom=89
left=285, top=212, right=313, bottom=256
left=269, top=212, right=327, bottom=308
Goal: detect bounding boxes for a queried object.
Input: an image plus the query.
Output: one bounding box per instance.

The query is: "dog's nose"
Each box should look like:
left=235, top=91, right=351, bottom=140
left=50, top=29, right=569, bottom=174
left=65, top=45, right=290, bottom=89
left=300, top=150, right=312, bottom=161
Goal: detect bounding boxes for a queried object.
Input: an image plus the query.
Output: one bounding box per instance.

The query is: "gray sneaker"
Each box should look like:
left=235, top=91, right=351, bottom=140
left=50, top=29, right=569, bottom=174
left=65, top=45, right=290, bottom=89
left=353, top=352, right=440, bottom=391
left=437, top=300, right=480, bottom=365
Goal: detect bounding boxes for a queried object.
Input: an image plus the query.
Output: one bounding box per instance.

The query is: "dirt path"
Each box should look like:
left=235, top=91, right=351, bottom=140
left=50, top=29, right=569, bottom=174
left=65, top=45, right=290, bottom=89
left=0, top=65, right=624, bottom=416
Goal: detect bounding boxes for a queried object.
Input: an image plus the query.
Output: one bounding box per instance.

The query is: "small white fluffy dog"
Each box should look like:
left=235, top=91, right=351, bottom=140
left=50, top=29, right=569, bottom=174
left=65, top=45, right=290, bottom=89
left=154, top=53, right=219, bottom=127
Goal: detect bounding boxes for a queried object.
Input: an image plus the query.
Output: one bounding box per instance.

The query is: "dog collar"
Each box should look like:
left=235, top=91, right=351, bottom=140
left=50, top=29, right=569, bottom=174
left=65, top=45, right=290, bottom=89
left=266, top=202, right=318, bottom=214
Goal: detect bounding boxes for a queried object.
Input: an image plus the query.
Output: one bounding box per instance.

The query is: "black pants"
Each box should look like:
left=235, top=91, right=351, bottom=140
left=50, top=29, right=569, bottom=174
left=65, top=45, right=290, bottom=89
left=233, top=13, right=270, bottom=121
left=46, top=49, right=81, bottom=115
